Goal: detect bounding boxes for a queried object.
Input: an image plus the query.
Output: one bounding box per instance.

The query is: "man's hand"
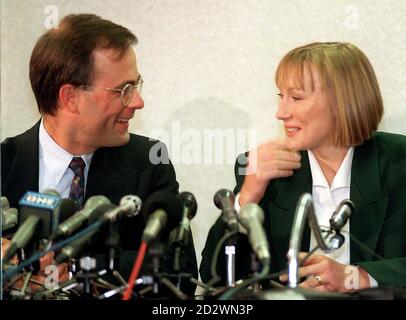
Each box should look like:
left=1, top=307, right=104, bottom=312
left=2, top=237, right=69, bottom=293
left=279, top=252, right=371, bottom=292
left=239, top=140, right=301, bottom=205
left=1, top=237, right=18, bottom=265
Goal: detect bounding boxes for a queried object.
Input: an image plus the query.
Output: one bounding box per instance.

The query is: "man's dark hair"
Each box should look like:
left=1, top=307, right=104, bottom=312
left=29, top=13, right=138, bottom=115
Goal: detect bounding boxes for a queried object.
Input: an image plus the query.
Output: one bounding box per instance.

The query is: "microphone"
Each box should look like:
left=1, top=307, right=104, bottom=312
left=54, top=230, right=97, bottom=264
left=328, top=199, right=354, bottom=250
left=3, top=190, right=62, bottom=262
left=57, top=198, right=77, bottom=224
left=213, top=189, right=238, bottom=232
left=238, top=203, right=270, bottom=263
left=2, top=207, right=18, bottom=232
left=174, top=191, right=197, bottom=246
left=1, top=196, right=10, bottom=210
left=1, top=197, right=18, bottom=231
left=100, top=194, right=142, bottom=224
left=55, top=204, right=117, bottom=264
left=142, top=191, right=184, bottom=244
left=330, top=199, right=354, bottom=231
left=41, top=189, right=76, bottom=226
left=52, top=195, right=111, bottom=240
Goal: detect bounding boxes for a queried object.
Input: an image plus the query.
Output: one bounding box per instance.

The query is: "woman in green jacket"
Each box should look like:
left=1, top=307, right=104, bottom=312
left=200, top=42, right=406, bottom=293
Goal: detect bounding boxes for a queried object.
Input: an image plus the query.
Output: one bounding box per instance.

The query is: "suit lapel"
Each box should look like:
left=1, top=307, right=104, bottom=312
left=85, top=146, right=140, bottom=205
left=267, top=151, right=313, bottom=268
left=5, top=121, right=40, bottom=206
left=350, top=138, right=387, bottom=263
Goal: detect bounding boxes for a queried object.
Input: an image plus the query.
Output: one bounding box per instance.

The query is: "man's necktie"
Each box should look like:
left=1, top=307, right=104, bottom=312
left=68, top=157, right=86, bottom=211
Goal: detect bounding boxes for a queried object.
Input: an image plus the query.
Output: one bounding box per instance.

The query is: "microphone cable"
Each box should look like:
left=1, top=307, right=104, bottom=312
left=2, top=219, right=104, bottom=281
left=217, top=229, right=334, bottom=300
left=207, top=230, right=239, bottom=290
left=218, top=229, right=406, bottom=300
left=349, top=232, right=406, bottom=278
left=122, top=240, right=148, bottom=300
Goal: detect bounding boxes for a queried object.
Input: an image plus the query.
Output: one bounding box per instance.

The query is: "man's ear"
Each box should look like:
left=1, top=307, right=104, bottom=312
left=58, top=84, right=80, bottom=113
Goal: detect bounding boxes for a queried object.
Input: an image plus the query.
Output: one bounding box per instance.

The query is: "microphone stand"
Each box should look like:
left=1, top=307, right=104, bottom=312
left=224, top=211, right=239, bottom=287
left=75, top=256, right=99, bottom=299
left=105, top=219, right=121, bottom=272
left=148, top=240, right=164, bottom=295
left=225, top=236, right=237, bottom=287
left=287, top=193, right=330, bottom=288
left=144, top=240, right=189, bottom=299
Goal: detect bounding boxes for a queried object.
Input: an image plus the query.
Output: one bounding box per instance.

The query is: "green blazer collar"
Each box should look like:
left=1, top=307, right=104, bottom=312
left=269, top=138, right=386, bottom=265
left=350, top=138, right=387, bottom=263
left=266, top=151, right=312, bottom=269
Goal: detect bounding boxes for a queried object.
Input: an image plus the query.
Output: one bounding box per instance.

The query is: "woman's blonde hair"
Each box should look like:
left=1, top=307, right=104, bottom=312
left=275, top=42, right=383, bottom=147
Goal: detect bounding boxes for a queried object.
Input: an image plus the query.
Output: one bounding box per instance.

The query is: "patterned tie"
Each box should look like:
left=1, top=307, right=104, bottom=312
left=68, top=157, right=86, bottom=211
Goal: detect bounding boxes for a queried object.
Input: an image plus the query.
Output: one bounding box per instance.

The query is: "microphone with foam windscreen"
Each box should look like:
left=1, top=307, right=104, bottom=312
left=57, top=198, right=77, bottom=225
left=141, top=191, right=184, bottom=244
left=238, top=203, right=270, bottom=264
left=42, top=189, right=77, bottom=226
left=2, top=190, right=62, bottom=262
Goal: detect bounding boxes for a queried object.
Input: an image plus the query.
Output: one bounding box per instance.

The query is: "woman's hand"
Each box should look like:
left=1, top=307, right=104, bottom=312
left=239, top=140, right=301, bottom=206
left=279, top=252, right=371, bottom=292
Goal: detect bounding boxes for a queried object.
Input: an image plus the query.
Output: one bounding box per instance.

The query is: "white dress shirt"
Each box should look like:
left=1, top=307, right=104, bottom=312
left=38, top=119, right=94, bottom=198
left=307, top=148, right=353, bottom=264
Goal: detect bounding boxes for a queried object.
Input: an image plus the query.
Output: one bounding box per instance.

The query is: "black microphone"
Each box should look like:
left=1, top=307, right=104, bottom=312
left=41, top=189, right=77, bottom=225
left=173, top=191, right=197, bottom=246
left=57, top=198, right=77, bottom=224
left=142, top=191, right=184, bottom=244
left=238, top=203, right=270, bottom=263
left=328, top=199, right=354, bottom=250
left=3, top=190, right=62, bottom=262
left=52, top=195, right=111, bottom=240
left=330, top=199, right=354, bottom=231
left=213, top=189, right=238, bottom=232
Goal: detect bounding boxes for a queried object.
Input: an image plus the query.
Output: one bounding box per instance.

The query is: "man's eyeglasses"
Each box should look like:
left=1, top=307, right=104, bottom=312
left=79, top=76, right=144, bottom=107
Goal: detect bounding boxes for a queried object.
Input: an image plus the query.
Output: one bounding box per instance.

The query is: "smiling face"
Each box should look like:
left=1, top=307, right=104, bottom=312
left=75, top=47, right=144, bottom=150
left=276, top=64, right=335, bottom=153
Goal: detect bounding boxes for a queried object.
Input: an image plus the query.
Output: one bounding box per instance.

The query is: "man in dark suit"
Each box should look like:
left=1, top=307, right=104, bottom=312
left=1, top=13, right=197, bottom=297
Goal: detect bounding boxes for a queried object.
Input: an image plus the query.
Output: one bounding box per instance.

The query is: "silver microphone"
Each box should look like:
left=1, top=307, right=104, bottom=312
left=238, top=203, right=270, bottom=263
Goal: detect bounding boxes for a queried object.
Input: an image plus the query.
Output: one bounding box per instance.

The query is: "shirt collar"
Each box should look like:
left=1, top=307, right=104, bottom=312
left=308, top=147, right=354, bottom=190
left=39, top=118, right=94, bottom=183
